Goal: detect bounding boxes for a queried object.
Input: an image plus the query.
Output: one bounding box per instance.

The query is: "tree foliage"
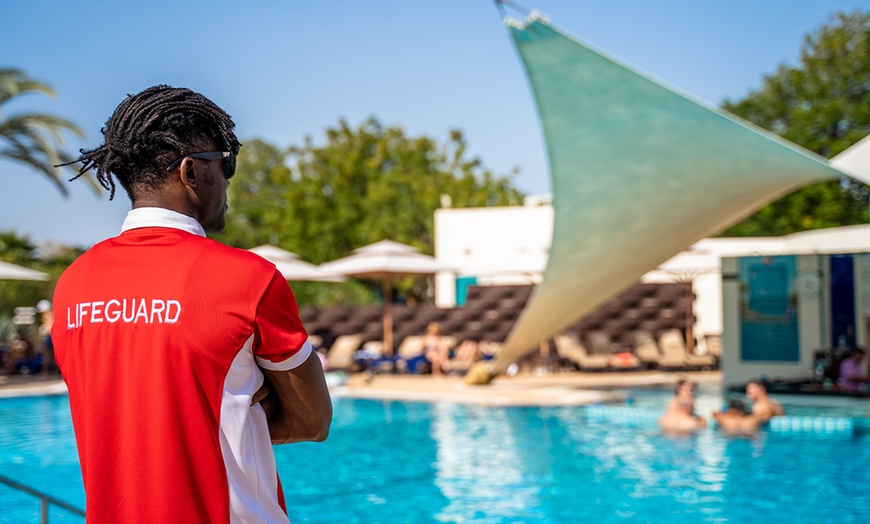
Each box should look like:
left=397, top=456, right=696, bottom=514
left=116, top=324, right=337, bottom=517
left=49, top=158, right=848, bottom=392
left=721, top=10, right=870, bottom=236
left=0, top=231, right=84, bottom=341
left=0, top=68, right=97, bottom=196
left=216, top=118, right=525, bottom=305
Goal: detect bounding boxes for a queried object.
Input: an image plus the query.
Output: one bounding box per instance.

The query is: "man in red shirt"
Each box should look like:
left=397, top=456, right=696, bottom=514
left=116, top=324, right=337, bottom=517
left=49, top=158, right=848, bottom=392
left=53, top=85, right=332, bottom=523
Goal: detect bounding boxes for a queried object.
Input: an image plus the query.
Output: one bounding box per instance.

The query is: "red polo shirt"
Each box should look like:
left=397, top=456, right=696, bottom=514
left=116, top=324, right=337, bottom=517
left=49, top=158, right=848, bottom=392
left=53, top=208, right=311, bottom=523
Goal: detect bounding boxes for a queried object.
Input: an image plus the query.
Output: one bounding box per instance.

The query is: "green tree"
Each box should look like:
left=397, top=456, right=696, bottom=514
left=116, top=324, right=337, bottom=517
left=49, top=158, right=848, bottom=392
left=0, top=68, right=92, bottom=196
left=217, top=119, right=525, bottom=305
left=0, top=231, right=84, bottom=321
left=721, top=10, right=870, bottom=236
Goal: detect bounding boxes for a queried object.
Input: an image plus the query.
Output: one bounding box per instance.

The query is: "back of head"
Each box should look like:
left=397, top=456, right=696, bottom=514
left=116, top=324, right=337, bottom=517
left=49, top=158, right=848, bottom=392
left=727, top=398, right=749, bottom=415
left=674, top=377, right=691, bottom=395
left=68, top=85, right=241, bottom=202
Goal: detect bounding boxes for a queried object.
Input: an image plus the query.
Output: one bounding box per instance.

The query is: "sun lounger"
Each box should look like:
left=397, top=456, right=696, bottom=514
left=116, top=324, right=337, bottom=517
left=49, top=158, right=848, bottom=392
left=554, top=334, right=611, bottom=371
left=705, top=334, right=722, bottom=359
left=586, top=331, right=641, bottom=370
left=325, top=334, right=362, bottom=371
left=657, top=329, right=717, bottom=370
left=631, top=330, right=661, bottom=369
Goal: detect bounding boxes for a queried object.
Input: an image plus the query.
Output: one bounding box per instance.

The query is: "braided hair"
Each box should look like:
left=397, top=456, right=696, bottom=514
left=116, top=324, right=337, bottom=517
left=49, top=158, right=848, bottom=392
left=65, top=85, right=241, bottom=201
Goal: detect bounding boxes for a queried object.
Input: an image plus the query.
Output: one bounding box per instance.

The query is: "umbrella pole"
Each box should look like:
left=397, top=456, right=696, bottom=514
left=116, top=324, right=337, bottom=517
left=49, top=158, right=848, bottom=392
left=684, top=279, right=695, bottom=353
left=382, top=279, right=394, bottom=358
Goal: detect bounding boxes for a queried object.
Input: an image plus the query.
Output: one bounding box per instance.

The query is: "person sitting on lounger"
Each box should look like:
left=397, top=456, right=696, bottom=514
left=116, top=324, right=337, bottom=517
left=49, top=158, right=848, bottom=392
left=454, top=338, right=481, bottom=365
left=423, top=323, right=449, bottom=376
left=712, top=380, right=783, bottom=435
left=838, top=348, right=870, bottom=392
left=659, top=377, right=707, bottom=432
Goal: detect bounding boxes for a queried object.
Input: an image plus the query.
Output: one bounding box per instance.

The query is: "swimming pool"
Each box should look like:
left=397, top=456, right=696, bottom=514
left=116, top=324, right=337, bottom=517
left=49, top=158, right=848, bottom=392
left=1, top=390, right=868, bottom=523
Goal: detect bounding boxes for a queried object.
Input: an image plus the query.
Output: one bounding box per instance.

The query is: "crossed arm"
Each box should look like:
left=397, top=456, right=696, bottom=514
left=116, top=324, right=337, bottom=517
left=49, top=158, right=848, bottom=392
left=255, top=351, right=333, bottom=444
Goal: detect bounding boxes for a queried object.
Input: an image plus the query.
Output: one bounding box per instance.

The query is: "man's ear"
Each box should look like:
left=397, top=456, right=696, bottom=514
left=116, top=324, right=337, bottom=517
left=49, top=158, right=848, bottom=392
left=177, top=157, right=198, bottom=189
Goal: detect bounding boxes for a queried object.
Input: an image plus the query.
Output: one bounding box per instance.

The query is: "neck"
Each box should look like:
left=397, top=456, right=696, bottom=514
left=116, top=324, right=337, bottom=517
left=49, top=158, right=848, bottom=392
left=132, top=186, right=197, bottom=220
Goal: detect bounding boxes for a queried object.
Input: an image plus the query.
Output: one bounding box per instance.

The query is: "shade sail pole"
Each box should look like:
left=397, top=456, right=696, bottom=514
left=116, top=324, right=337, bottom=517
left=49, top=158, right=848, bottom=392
left=466, top=12, right=844, bottom=385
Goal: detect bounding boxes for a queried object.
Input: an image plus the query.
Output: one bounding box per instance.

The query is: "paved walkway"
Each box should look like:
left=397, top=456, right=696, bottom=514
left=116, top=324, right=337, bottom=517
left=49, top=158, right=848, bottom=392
left=0, top=374, right=67, bottom=398
left=336, top=370, right=721, bottom=406
left=0, top=370, right=722, bottom=405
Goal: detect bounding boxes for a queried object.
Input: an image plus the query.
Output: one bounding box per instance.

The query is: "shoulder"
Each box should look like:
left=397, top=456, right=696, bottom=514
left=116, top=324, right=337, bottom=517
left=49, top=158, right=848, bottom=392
left=197, top=240, right=285, bottom=299
left=753, top=399, right=782, bottom=419
left=770, top=400, right=784, bottom=416
left=56, top=237, right=115, bottom=281
left=200, top=238, right=276, bottom=271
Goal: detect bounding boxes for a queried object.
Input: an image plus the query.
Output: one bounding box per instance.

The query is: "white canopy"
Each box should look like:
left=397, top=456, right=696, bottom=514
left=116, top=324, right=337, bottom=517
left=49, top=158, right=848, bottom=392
left=319, top=240, right=447, bottom=279
left=0, top=260, right=49, bottom=281
left=320, top=240, right=451, bottom=355
left=465, top=14, right=845, bottom=384
left=249, top=245, right=344, bottom=282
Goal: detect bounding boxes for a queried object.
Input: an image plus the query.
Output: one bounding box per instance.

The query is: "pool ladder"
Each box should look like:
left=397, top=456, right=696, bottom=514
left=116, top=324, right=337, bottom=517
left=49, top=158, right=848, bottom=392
left=0, top=474, right=85, bottom=522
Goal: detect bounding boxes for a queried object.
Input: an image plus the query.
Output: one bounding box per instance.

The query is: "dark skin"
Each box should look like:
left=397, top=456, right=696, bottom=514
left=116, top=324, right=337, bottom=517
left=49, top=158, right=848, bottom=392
left=149, top=139, right=332, bottom=444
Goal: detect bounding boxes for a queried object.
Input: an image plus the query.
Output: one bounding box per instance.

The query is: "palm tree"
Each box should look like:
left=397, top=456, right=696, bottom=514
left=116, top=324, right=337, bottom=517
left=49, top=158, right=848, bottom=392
left=0, top=68, right=88, bottom=196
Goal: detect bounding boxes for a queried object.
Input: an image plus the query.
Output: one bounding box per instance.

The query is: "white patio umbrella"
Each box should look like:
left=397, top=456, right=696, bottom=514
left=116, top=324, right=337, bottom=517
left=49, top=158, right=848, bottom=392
left=319, top=240, right=448, bottom=356
left=0, top=260, right=49, bottom=281
left=249, top=245, right=345, bottom=282
left=643, top=251, right=721, bottom=352
left=642, top=251, right=720, bottom=284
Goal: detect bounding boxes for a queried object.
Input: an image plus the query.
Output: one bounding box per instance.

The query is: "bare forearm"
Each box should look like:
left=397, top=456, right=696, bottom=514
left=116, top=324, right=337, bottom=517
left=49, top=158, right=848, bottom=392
left=261, top=351, right=333, bottom=444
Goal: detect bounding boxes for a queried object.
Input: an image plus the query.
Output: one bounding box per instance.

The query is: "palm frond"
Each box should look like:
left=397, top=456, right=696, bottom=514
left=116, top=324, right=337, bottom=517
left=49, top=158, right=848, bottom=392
left=1, top=143, right=69, bottom=196
left=0, top=69, right=55, bottom=105
left=0, top=68, right=94, bottom=197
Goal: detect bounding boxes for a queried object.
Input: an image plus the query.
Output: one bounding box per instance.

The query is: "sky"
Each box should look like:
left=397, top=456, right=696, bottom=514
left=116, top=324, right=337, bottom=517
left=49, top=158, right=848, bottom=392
left=3, top=0, right=870, bottom=249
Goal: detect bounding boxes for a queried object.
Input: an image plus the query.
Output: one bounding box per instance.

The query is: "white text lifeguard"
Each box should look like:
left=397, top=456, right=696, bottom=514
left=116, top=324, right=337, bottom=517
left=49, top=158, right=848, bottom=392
left=66, top=298, right=182, bottom=329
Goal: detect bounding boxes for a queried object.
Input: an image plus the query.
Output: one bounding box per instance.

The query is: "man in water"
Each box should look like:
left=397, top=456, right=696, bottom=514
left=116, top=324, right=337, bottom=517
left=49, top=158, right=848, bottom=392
left=713, top=380, right=783, bottom=435
left=53, top=85, right=332, bottom=523
left=659, top=377, right=708, bottom=432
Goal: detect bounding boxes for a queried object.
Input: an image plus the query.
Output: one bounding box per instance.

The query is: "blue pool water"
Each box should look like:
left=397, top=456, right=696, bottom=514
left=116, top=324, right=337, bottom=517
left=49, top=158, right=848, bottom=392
left=1, top=389, right=869, bottom=523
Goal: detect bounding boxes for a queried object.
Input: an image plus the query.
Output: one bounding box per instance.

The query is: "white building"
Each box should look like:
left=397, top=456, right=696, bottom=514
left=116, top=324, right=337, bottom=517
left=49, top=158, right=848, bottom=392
left=435, top=202, right=870, bottom=384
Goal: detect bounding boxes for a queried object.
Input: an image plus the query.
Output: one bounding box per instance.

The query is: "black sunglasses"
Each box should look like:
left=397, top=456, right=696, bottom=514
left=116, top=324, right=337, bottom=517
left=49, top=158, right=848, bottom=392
left=166, top=151, right=236, bottom=180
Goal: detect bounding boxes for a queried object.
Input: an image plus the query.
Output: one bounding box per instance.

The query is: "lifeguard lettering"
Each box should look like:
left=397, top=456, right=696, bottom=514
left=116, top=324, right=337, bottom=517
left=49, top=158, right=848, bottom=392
left=66, top=298, right=181, bottom=329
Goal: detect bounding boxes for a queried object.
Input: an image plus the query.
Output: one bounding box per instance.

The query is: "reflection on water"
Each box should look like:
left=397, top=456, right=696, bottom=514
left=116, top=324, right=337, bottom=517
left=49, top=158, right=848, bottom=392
left=423, top=400, right=867, bottom=523
left=432, top=403, right=546, bottom=523
left=2, top=395, right=869, bottom=523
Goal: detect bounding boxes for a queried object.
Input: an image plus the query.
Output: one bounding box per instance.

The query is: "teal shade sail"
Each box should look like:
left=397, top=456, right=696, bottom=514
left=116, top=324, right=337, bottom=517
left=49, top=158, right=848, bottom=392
left=490, top=14, right=845, bottom=371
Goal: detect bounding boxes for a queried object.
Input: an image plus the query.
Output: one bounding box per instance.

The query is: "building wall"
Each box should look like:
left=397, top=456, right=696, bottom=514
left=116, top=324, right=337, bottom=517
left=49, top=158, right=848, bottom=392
left=435, top=205, right=870, bottom=375
left=434, top=205, right=552, bottom=308
left=722, top=255, right=830, bottom=386
left=858, top=254, right=870, bottom=348
left=692, top=272, right=722, bottom=355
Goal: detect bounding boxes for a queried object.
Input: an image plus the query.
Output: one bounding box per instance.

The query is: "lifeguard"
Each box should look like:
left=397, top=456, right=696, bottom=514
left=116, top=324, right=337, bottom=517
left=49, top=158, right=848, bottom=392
left=53, top=85, right=332, bottom=524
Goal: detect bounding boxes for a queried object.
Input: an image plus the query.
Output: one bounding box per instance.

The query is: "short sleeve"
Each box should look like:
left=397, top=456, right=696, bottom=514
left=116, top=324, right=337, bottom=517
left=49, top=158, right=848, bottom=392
left=253, top=270, right=312, bottom=371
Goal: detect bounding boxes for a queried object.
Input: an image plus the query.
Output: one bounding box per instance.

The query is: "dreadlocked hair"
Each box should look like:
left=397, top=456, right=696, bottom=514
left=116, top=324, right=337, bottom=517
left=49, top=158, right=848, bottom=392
left=64, top=85, right=241, bottom=201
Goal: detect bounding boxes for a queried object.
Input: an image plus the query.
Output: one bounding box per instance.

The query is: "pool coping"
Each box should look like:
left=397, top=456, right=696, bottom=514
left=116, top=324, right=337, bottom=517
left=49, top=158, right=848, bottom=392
left=333, top=370, right=722, bottom=406
left=0, top=371, right=721, bottom=405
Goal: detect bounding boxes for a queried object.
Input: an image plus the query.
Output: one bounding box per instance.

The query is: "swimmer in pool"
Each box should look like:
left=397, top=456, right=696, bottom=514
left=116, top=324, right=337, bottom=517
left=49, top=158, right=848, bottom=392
left=659, top=377, right=708, bottom=433
left=713, top=380, right=784, bottom=435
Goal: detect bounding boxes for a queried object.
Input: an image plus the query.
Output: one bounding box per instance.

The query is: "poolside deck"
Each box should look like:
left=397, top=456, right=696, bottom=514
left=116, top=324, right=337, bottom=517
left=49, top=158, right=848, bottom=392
left=0, top=375, right=68, bottom=398
left=337, top=370, right=721, bottom=406
left=0, top=370, right=722, bottom=405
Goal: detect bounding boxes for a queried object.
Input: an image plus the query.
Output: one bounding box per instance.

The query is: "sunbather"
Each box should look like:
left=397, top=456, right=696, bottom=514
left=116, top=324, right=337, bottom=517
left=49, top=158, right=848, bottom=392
left=423, top=323, right=449, bottom=376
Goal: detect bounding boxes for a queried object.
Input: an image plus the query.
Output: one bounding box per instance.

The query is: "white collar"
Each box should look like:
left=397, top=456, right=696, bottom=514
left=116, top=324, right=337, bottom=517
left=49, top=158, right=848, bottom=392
left=121, top=207, right=206, bottom=238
